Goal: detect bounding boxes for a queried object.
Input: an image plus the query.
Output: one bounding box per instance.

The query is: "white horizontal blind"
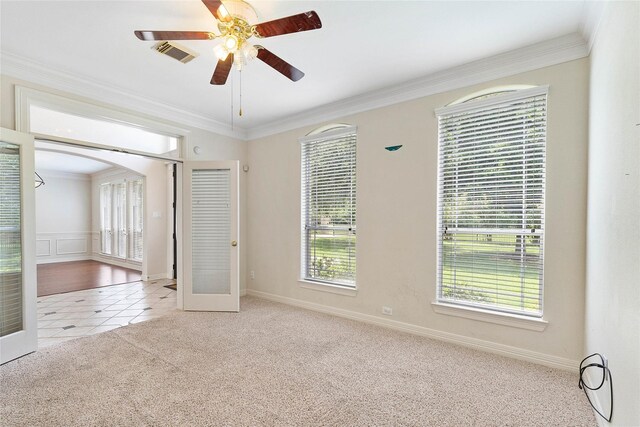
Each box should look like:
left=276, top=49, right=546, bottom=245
left=301, top=126, right=357, bottom=287
left=128, top=179, right=144, bottom=262
left=0, top=142, right=23, bottom=337
left=436, top=88, right=547, bottom=317
left=191, top=169, right=230, bottom=295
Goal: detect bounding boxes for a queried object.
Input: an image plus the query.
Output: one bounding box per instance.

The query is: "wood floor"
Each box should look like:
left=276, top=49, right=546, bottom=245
left=37, top=260, right=142, bottom=297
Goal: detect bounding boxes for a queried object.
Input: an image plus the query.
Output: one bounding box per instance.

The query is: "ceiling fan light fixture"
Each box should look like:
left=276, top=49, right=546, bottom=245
left=224, top=35, right=239, bottom=51
left=240, top=42, right=258, bottom=61
left=213, top=43, right=230, bottom=60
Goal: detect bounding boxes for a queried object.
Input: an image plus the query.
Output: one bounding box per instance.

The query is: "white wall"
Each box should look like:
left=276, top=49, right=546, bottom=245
left=247, top=58, right=589, bottom=367
left=35, top=170, right=92, bottom=264
left=585, top=2, right=640, bottom=426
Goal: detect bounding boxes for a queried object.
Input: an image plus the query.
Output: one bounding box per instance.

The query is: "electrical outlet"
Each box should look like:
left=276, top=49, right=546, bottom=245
left=250, top=270, right=255, bottom=280
left=382, top=306, right=393, bottom=316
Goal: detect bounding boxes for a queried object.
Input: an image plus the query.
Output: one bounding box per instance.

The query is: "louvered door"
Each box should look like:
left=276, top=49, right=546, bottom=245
left=182, top=161, right=239, bottom=312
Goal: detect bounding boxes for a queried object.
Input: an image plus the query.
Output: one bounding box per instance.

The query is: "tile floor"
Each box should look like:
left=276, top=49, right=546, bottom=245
left=37, top=279, right=177, bottom=348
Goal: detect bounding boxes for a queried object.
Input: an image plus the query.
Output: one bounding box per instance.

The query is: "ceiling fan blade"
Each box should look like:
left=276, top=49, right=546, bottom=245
left=134, top=31, right=213, bottom=41
left=211, top=54, right=234, bottom=85
left=202, top=0, right=232, bottom=22
left=256, top=47, right=304, bottom=82
left=254, top=11, right=322, bottom=38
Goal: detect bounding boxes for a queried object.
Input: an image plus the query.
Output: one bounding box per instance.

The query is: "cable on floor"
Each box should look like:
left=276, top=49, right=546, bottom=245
left=578, top=352, right=613, bottom=422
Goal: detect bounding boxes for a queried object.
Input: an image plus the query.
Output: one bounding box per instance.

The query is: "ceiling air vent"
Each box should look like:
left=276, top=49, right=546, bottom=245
left=153, top=42, right=198, bottom=64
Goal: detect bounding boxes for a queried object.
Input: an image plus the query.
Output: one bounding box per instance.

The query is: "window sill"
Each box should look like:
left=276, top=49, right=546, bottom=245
left=298, top=280, right=358, bottom=297
left=431, top=301, right=548, bottom=331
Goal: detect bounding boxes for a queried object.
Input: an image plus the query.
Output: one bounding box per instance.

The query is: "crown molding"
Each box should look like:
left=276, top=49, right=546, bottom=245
left=0, top=50, right=248, bottom=140
left=2, top=31, right=589, bottom=143
left=246, top=32, right=589, bottom=140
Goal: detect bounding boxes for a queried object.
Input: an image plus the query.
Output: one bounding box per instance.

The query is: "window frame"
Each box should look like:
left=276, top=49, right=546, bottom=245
left=300, top=125, right=357, bottom=289
left=434, top=86, right=548, bottom=318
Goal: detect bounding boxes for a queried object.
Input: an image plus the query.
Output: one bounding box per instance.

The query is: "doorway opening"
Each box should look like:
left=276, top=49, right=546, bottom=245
left=34, top=150, right=144, bottom=296
left=33, top=144, right=179, bottom=348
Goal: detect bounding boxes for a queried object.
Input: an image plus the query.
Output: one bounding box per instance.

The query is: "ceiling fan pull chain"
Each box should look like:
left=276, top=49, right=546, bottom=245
left=239, top=69, right=243, bottom=117
left=230, top=70, right=234, bottom=130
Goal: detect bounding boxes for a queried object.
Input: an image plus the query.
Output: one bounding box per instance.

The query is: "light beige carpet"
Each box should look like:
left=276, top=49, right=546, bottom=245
left=1, top=296, right=595, bottom=426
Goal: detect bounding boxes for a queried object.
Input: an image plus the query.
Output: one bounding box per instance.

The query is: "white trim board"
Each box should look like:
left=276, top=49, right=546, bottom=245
left=246, top=289, right=579, bottom=372
left=2, top=32, right=588, bottom=141
left=91, top=254, right=142, bottom=273
left=142, top=273, right=171, bottom=281
left=2, top=51, right=242, bottom=140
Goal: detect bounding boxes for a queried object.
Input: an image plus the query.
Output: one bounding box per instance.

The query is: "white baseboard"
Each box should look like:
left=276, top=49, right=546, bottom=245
left=246, top=289, right=579, bottom=372
left=37, top=254, right=91, bottom=265
left=240, top=288, right=247, bottom=297
left=142, top=273, right=171, bottom=281
left=91, top=254, right=142, bottom=272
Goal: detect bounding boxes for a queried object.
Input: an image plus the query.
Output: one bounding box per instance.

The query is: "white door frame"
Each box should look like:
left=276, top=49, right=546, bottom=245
left=0, top=128, right=37, bottom=364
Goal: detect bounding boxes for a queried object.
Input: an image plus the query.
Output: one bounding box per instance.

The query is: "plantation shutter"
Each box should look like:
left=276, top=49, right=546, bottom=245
left=435, top=86, right=547, bottom=317
left=191, top=169, right=231, bottom=294
left=300, top=126, right=357, bottom=287
left=128, top=179, right=144, bottom=262
left=0, top=142, right=23, bottom=336
left=113, top=182, right=127, bottom=259
left=100, top=183, right=112, bottom=255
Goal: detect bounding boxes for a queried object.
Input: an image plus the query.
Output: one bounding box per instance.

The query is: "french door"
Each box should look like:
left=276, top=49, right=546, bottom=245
left=182, top=161, right=239, bottom=312
left=0, top=128, right=36, bottom=364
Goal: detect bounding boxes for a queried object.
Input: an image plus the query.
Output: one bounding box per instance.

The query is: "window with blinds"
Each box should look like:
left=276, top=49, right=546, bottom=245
left=0, top=142, right=23, bottom=337
left=99, top=178, right=144, bottom=262
left=301, top=125, right=357, bottom=287
left=435, top=86, right=547, bottom=317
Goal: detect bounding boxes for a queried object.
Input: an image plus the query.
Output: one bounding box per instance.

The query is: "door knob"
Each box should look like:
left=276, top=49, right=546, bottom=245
left=231, top=240, right=237, bottom=247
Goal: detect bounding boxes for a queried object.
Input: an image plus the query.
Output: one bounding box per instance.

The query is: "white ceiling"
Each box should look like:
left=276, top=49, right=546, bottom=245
left=35, top=150, right=112, bottom=175
left=1, top=1, right=596, bottom=138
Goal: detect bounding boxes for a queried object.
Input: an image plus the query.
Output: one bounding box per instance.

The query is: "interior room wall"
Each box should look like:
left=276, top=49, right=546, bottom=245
left=585, top=2, right=640, bottom=425
left=0, top=76, right=248, bottom=290
left=246, top=58, right=589, bottom=367
left=35, top=169, right=92, bottom=264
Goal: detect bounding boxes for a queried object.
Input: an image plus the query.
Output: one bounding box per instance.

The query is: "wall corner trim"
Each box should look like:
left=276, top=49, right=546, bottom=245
left=246, top=289, right=578, bottom=371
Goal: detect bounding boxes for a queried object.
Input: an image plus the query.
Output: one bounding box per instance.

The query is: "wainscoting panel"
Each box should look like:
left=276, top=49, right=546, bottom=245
left=56, top=238, right=87, bottom=255
left=36, top=232, right=91, bottom=264
left=36, top=239, right=51, bottom=257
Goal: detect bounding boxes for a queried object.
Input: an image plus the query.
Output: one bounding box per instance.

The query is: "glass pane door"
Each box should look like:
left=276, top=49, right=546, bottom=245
left=0, top=142, right=23, bottom=337
left=0, top=128, right=36, bottom=364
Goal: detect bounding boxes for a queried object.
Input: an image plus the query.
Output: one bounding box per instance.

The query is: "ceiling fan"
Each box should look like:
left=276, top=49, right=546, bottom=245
left=134, top=0, right=322, bottom=85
